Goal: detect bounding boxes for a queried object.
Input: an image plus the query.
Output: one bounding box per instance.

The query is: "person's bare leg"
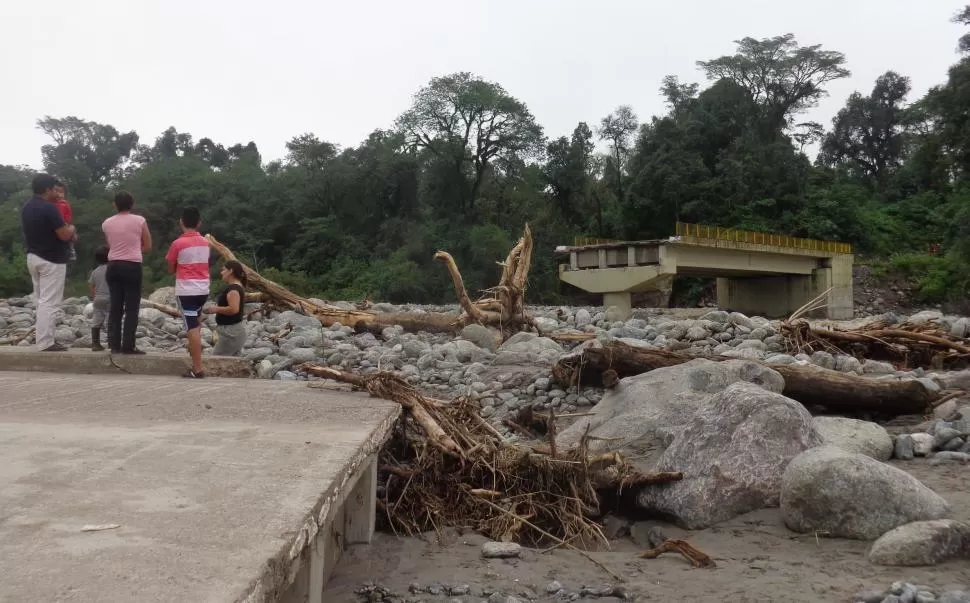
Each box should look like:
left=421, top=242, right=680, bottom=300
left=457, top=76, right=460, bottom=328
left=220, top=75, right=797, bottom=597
left=187, top=327, right=203, bottom=373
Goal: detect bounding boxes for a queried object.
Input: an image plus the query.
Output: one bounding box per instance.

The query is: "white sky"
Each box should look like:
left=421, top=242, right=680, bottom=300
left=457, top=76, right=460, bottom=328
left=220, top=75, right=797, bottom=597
left=0, top=0, right=964, bottom=168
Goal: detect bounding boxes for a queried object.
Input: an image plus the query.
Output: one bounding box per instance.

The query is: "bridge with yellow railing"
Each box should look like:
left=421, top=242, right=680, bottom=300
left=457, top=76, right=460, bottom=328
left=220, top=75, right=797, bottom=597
left=573, top=223, right=851, bottom=254
left=674, top=222, right=852, bottom=254
left=561, top=221, right=853, bottom=321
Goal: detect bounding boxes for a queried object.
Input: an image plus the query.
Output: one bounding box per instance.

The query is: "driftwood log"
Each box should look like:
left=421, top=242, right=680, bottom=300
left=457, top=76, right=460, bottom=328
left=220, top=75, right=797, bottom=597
left=782, top=318, right=970, bottom=370
left=141, top=300, right=180, bottom=318
left=206, top=225, right=536, bottom=342
left=553, top=341, right=943, bottom=416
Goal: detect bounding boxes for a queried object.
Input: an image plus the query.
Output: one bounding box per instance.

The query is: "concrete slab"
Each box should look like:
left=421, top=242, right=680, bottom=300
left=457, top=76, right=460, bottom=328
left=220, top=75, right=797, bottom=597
left=0, top=372, right=399, bottom=603
left=0, top=347, right=252, bottom=378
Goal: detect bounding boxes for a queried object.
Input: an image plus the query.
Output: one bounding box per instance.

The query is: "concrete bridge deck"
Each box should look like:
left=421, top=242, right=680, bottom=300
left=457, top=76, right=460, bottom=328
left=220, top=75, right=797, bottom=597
left=557, top=228, right=853, bottom=320
left=0, top=371, right=398, bottom=603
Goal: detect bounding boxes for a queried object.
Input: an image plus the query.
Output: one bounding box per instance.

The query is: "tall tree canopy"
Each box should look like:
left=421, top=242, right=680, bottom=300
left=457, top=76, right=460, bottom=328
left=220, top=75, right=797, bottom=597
left=819, top=71, right=912, bottom=189
left=37, top=116, right=139, bottom=197
left=697, top=34, right=850, bottom=137
left=396, top=72, right=544, bottom=219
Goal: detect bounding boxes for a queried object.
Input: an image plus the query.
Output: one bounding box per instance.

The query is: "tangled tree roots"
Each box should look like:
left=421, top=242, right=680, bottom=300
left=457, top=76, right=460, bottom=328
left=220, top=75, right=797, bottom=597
left=297, top=363, right=682, bottom=550
left=781, top=317, right=970, bottom=370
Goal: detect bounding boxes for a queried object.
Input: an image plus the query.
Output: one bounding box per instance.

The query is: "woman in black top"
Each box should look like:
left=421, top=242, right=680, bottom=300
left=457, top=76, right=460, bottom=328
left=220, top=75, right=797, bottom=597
left=203, top=260, right=247, bottom=356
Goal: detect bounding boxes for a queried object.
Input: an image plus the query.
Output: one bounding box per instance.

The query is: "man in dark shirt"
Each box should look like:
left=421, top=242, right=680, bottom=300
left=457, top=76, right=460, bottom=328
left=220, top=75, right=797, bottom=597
left=21, top=173, right=76, bottom=351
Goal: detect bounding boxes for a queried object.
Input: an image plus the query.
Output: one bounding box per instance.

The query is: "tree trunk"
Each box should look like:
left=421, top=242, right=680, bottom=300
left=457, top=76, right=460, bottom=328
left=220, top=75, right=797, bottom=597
left=553, top=342, right=941, bottom=416
left=205, top=224, right=535, bottom=341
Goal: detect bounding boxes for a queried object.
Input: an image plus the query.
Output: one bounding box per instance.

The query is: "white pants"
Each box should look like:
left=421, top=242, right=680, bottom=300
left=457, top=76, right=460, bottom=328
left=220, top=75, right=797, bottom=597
left=27, top=253, right=66, bottom=350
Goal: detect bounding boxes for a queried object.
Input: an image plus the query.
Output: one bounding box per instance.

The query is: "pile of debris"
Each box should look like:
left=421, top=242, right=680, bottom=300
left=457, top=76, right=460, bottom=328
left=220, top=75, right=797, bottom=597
left=298, top=363, right=682, bottom=556
left=781, top=316, right=970, bottom=371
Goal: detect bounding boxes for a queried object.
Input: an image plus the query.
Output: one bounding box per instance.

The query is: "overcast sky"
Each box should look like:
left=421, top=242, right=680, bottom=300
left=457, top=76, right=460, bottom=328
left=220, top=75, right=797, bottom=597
left=1, top=0, right=964, bottom=169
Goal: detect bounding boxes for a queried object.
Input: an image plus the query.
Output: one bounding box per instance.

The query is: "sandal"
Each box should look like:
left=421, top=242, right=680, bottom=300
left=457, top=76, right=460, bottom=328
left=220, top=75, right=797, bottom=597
left=181, top=369, right=206, bottom=379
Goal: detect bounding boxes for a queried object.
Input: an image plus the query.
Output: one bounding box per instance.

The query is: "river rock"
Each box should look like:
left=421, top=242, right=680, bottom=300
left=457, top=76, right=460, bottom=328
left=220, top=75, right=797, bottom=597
left=532, top=316, right=559, bottom=335
left=557, top=359, right=785, bottom=458
left=638, top=382, right=821, bottom=529
left=780, top=446, right=950, bottom=540
left=894, top=435, right=915, bottom=460
left=273, top=310, right=323, bottom=330
left=460, top=324, right=498, bottom=352
left=286, top=347, right=318, bottom=363
left=481, top=542, right=521, bottom=559
left=869, top=519, right=970, bottom=566
left=911, top=433, right=935, bottom=456
left=813, top=416, right=894, bottom=460
left=492, top=332, right=563, bottom=366
left=148, top=286, right=177, bottom=306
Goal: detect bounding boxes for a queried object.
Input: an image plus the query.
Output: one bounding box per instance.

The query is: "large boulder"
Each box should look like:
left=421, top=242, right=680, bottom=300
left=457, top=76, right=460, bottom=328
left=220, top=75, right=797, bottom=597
left=637, top=382, right=821, bottom=529
left=148, top=286, right=177, bottom=307
left=780, top=446, right=950, bottom=540
left=460, top=324, right=499, bottom=352
left=868, top=520, right=970, bottom=566
left=272, top=310, right=323, bottom=330
left=812, top=416, right=894, bottom=461
left=492, top=332, right=563, bottom=366
left=138, top=307, right=169, bottom=328
left=556, top=358, right=785, bottom=458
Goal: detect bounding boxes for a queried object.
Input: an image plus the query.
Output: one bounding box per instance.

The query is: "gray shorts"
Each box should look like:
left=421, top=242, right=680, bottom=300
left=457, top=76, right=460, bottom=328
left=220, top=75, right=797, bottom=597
left=92, top=298, right=109, bottom=328
left=212, top=322, right=247, bottom=356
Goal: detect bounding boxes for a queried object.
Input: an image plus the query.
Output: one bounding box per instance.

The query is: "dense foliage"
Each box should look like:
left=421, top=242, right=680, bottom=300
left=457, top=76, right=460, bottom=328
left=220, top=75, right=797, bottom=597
left=4, top=11, right=970, bottom=305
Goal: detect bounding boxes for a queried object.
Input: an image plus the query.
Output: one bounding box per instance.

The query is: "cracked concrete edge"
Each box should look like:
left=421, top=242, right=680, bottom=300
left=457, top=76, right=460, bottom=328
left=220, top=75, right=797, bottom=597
left=236, top=401, right=401, bottom=603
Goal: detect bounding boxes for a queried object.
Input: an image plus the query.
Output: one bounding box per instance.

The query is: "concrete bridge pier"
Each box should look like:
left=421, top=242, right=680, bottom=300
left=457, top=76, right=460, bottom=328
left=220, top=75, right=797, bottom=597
left=603, top=292, right=632, bottom=320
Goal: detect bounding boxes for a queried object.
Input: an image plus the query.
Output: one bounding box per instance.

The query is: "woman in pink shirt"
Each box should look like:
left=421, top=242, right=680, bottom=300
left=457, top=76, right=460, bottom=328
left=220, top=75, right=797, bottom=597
left=101, top=191, right=153, bottom=354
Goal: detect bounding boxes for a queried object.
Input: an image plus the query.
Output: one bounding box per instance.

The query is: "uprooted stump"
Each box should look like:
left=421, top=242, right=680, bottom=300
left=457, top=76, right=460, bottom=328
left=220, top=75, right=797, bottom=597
left=297, top=363, right=682, bottom=550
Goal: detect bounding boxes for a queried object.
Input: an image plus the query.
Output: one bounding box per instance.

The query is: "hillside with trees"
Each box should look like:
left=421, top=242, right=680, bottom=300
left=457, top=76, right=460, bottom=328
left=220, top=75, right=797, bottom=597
left=4, top=9, right=970, bottom=309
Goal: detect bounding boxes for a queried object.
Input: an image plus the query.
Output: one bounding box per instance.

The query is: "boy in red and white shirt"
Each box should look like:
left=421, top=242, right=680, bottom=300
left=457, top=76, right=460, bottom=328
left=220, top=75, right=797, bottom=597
left=165, top=207, right=210, bottom=378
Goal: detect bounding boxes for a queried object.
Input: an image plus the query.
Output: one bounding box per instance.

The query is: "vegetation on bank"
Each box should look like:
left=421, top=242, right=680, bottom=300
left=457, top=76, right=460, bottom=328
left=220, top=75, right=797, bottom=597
left=4, top=8, right=970, bottom=307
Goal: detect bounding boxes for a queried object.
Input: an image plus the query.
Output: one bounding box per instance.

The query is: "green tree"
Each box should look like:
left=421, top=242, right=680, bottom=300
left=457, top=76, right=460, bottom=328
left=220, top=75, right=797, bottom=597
left=596, top=106, right=638, bottom=234
left=396, top=72, right=545, bottom=219
left=36, top=115, right=139, bottom=197
left=697, top=34, right=850, bottom=138
left=544, top=122, right=594, bottom=228
left=819, top=71, right=912, bottom=189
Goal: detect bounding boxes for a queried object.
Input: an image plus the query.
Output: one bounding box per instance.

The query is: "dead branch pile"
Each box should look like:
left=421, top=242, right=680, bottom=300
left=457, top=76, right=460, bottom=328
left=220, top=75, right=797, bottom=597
left=781, top=317, right=970, bottom=370
left=297, top=363, right=682, bottom=550
left=206, top=224, right=536, bottom=343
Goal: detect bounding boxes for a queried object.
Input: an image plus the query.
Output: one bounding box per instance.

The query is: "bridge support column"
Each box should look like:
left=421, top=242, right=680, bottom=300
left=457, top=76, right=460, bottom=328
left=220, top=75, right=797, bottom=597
left=716, top=255, right=854, bottom=319
left=602, top=292, right=632, bottom=321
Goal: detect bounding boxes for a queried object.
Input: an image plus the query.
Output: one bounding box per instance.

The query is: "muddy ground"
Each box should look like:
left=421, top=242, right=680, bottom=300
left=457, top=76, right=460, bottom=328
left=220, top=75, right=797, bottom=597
left=327, top=459, right=970, bottom=602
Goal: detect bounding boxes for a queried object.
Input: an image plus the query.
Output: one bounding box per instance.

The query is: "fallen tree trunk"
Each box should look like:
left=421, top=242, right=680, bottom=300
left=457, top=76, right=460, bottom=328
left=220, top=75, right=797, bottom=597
left=206, top=224, right=536, bottom=341
left=553, top=342, right=943, bottom=416
left=141, top=300, right=180, bottom=318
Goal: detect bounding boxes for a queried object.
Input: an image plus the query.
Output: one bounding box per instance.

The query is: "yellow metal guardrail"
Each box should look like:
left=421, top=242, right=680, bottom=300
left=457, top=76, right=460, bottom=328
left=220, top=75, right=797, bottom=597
left=675, top=222, right=852, bottom=254
left=573, top=236, right=618, bottom=246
